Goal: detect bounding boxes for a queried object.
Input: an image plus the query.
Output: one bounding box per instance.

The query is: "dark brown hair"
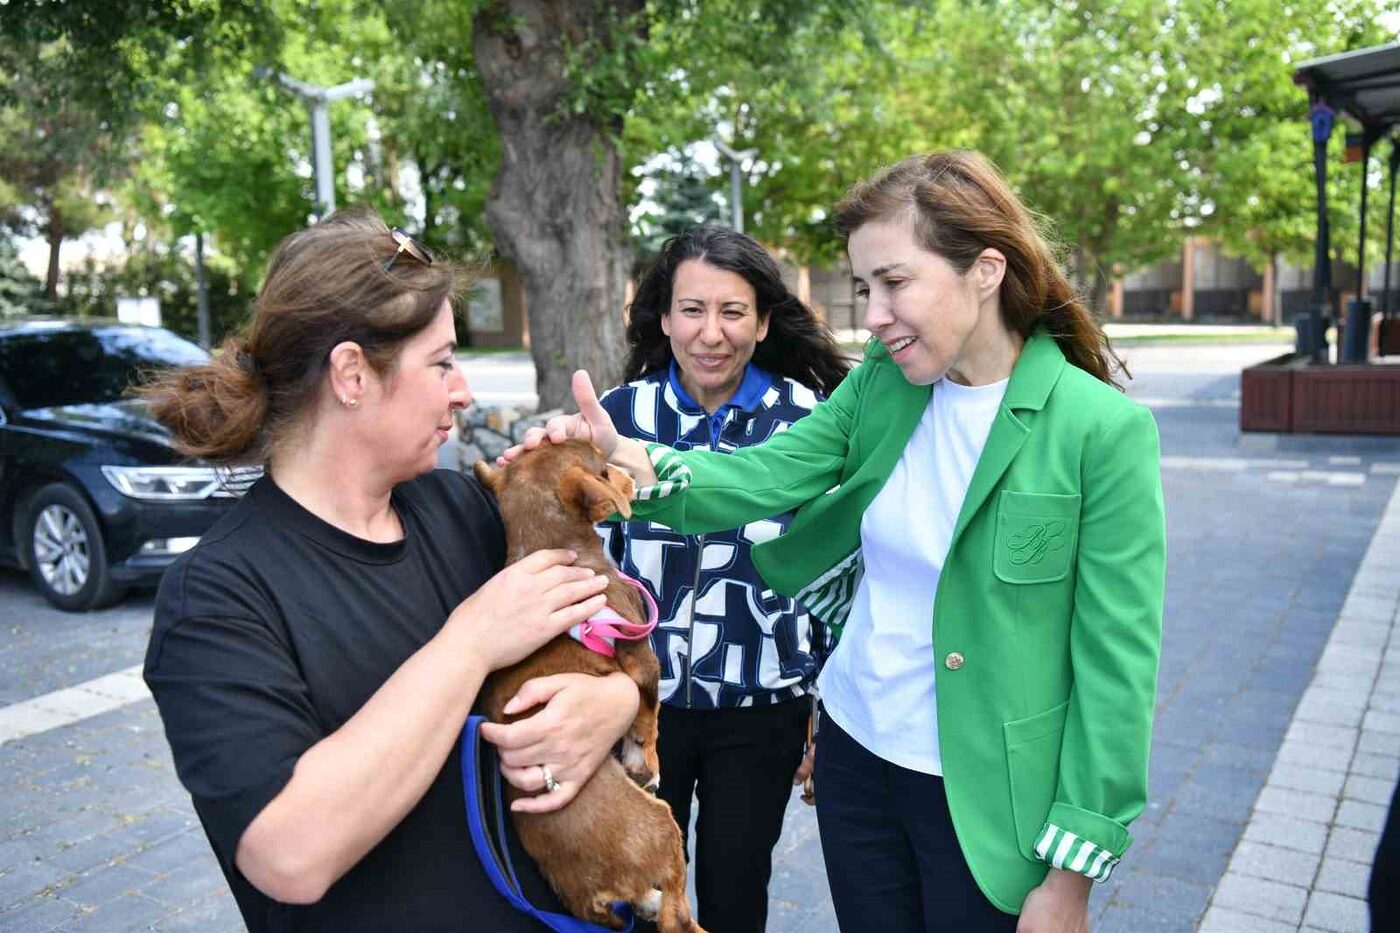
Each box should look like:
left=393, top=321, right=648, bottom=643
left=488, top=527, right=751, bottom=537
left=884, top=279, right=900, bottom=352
left=833, top=151, right=1126, bottom=387
left=624, top=225, right=850, bottom=396
left=141, top=207, right=468, bottom=464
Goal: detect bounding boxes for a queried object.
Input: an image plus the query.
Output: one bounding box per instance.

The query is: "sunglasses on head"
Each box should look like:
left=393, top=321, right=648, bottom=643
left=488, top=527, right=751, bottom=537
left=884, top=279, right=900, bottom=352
left=384, top=228, right=434, bottom=271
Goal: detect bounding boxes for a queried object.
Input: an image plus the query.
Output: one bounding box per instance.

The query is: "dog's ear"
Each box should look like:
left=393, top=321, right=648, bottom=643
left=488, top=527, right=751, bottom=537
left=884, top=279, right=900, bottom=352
left=473, top=460, right=504, bottom=495
left=604, top=464, right=635, bottom=506
left=558, top=465, right=633, bottom=522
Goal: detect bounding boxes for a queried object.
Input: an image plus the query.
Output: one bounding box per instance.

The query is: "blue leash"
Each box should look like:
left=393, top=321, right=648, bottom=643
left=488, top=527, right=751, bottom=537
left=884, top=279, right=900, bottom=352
left=460, top=715, right=635, bottom=932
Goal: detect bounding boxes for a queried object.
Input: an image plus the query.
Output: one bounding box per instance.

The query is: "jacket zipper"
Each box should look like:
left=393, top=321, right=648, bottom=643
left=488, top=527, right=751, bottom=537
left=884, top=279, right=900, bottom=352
left=685, top=410, right=725, bottom=708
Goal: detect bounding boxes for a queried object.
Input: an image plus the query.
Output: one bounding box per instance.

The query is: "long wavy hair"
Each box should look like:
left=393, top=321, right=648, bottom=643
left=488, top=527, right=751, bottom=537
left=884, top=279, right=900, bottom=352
left=623, top=225, right=850, bottom=396
left=833, top=150, right=1126, bottom=387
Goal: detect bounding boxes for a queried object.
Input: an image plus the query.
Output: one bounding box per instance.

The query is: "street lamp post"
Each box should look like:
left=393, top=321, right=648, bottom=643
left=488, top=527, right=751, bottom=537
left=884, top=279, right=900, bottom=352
left=713, top=137, right=757, bottom=234
left=258, top=71, right=375, bottom=218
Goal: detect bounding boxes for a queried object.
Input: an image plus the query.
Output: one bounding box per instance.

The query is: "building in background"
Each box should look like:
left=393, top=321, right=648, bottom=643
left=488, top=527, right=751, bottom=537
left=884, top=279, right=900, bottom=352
left=1113, top=237, right=1383, bottom=326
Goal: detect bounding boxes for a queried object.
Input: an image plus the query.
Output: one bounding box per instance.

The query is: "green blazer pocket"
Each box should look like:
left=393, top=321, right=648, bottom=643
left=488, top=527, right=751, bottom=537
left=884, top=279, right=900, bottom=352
left=994, top=491, right=1081, bottom=584
left=1004, top=699, right=1070, bottom=860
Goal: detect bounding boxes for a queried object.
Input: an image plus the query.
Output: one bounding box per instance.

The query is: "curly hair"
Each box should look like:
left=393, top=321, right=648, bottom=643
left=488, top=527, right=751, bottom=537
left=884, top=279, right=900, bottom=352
left=623, top=225, right=850, bottom=397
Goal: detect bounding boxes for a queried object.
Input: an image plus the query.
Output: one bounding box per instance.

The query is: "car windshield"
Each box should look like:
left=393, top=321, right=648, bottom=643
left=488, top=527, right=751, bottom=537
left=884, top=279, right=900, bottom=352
left=0, top=326, right=210, bottom=410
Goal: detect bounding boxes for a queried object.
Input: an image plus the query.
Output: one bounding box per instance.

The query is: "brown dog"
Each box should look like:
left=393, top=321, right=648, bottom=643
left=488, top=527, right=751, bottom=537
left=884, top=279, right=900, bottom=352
left=474, top=440, right=702, bottom=933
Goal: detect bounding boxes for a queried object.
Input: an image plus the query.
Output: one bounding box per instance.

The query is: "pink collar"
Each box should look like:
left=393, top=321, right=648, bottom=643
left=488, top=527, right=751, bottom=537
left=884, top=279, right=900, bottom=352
left=568, top=572, right=659, bottom=658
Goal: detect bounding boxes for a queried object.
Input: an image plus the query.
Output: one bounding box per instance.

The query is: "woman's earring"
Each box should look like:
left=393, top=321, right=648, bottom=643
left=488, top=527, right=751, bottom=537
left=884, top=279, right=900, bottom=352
left=341, top=394, right=359, bottom=409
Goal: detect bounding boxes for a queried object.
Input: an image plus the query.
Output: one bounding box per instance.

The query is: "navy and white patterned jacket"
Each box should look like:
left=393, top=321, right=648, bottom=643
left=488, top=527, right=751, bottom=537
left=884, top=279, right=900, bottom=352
left=598, top=362, right=825, bottom=709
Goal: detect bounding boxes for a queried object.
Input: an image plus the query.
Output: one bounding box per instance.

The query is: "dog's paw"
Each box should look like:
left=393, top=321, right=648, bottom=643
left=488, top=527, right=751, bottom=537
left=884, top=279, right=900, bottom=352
left=620, top=739, right=657, bottom=788
left=588, top=895, right=629, bottom=930
left=634, top=888, right=663, bottom=921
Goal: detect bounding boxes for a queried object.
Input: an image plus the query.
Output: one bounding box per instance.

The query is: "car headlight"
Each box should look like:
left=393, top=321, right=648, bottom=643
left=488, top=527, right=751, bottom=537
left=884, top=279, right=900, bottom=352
left=100, top=466, right=221, bottom=500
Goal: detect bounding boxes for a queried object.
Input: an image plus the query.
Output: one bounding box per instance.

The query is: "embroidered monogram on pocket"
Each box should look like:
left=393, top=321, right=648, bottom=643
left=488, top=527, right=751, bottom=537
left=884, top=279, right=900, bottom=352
left=1006, top=521, right=1068, bottom=566
left=994, top=491, right=1081, bottom=584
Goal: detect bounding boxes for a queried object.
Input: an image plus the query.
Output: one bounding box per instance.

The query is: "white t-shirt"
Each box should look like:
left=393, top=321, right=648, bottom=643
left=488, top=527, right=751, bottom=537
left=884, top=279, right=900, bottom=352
left=817, top=375, right=1008, bottom=775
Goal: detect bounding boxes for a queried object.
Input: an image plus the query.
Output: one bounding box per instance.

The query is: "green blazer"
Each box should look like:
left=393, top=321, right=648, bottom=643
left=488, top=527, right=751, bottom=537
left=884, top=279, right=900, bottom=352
left=630, top=330, right=1165, bottom=913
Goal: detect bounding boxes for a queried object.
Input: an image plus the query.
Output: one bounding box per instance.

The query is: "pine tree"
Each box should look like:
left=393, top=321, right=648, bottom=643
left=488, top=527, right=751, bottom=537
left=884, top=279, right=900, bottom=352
left=635, top=157, right=724, bottom=260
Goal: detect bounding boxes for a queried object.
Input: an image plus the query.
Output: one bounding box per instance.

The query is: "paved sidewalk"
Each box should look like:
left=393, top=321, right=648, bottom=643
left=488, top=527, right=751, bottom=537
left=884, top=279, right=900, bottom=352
left=1199, top=481, right=1400, bottom=932
left=0, top=669, right=147, bottom=746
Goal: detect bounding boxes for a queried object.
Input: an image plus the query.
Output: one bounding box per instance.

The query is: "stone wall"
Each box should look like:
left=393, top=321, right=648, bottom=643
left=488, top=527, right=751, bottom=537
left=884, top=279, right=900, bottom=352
left=438, top=404, right=564, bottom=473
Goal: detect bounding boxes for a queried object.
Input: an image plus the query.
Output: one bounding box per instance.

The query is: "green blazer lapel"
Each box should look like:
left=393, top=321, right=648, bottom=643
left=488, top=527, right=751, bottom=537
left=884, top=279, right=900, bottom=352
left=949, top=331, right=1068, bottom=547
left=855, top=367, right=932, bottom=489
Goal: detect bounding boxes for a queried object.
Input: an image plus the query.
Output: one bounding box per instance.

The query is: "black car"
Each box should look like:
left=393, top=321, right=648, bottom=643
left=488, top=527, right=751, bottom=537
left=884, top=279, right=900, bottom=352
left=0, top=318, right=259, bottom=611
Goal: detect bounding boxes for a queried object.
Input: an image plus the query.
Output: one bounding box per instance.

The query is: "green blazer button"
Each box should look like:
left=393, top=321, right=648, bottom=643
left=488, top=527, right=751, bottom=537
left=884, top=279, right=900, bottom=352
left=945, top=652, right=965, bottom=671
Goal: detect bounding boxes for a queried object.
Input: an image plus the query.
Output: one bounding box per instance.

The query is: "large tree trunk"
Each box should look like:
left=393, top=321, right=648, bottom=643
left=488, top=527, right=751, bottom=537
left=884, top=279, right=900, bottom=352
left=472, top=0, right=641, bottom=411
left=1085, top=266, right=1108, bottom=317
left=1071, top=244, right=1093, bottom=308
left=1071, top=242, right=1109, bottom=316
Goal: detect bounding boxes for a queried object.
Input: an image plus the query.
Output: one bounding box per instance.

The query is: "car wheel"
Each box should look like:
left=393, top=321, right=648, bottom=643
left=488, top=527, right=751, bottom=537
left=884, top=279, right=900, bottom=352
left=24, top=483, right=125, bottom=612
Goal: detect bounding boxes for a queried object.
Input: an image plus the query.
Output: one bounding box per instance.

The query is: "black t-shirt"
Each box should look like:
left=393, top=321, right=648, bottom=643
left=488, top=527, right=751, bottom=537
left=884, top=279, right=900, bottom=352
left=144, top=470, right=565, bottom=932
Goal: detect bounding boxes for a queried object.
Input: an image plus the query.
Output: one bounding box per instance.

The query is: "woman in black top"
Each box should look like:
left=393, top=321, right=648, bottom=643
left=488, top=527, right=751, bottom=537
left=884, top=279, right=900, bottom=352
left=141, top=209, right=637, bottom=932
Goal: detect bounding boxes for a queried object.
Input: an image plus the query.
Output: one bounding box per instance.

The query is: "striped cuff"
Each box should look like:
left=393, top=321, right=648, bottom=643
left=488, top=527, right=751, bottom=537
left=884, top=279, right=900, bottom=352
left=634, top=444, right=691, bottom=500
left=1034, top=823, right=1119, bottom=883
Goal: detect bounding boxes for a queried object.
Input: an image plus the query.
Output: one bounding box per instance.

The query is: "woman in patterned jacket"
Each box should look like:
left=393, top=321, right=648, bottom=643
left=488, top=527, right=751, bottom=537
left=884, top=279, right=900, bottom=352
left=596, top=225, right=849, bottom=933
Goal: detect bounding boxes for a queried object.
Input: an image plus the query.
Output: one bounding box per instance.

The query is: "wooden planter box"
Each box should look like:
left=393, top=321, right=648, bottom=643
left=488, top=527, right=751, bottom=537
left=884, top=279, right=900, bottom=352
left=1239, top=353, right=1296, bottom=432
left=1241, top=354, right=1400, bottom=435
left=1381, top=318, right=1400, bottom=357
left=1293, top=365, right=1400, bottom=434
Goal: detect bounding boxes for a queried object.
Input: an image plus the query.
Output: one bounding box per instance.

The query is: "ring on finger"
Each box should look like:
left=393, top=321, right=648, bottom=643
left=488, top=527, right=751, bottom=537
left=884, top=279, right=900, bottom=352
left=540, top=764, right=559, bottom=793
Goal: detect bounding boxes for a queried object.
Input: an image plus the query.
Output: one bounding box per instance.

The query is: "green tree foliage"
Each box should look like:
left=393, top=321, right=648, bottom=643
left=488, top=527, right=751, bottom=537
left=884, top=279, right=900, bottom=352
left=0, top=37, right=121, bottom=297
left=121, top=0, right=503, bottom=272
left=375, top=0, right=499, bottom=256
left=629, top=0, right=1399, bottom=310
left=954, top=0, right=1199, bottom=300
left=0, top=0, right=280, bottom=299
left=0, top=238, right=45, bottom=318
left=0, top=1, right=279, bottom=117
left=624, top=0, right=894, bottom=263
left=125, top=1, right=393, bottom=272
left=58, top=245, right=252, bottom=343
left=628, top=0, right=1208, bottom=287
left=1177, top=0, right=1396, bottom=284
left=633, top=156, right=723, bottom=259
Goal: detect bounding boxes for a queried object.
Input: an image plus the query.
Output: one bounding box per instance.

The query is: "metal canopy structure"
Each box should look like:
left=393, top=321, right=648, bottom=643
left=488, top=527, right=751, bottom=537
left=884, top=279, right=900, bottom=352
left=1297, top=42, right=1400, bottom=127
left=1294, top=40, right=1400, bottom=363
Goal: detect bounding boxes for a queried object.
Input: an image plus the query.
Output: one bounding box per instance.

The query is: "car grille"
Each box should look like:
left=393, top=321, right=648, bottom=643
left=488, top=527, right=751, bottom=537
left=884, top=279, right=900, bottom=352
left=212, top=466, right=264, bottom=498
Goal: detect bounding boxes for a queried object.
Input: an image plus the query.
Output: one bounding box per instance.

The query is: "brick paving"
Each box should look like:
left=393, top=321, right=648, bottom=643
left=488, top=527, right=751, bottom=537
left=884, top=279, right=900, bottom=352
left=1198, top=481, right=1400, bottom=933
left=1, top=342, right=1399, bottom=932
left=0, top=699, right=236, bottom=931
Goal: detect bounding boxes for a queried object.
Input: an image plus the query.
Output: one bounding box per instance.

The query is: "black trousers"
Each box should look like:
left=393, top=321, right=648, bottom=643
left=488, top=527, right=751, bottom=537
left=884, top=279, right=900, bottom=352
left=656, top=698, right=810, bottom=933
left=814, top=711, right=1018, bottom=932
left=1370, top=776, right=1400, bottom=929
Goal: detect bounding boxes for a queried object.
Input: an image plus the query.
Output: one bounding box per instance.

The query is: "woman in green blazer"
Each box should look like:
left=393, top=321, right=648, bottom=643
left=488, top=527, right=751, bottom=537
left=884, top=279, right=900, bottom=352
left=504, top=151, right=1164, bottom=932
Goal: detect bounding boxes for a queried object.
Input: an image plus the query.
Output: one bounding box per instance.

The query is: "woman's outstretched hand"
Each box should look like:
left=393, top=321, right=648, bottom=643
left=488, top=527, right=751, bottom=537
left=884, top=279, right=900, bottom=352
left=496, top=370, right=618, bottom=466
